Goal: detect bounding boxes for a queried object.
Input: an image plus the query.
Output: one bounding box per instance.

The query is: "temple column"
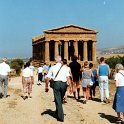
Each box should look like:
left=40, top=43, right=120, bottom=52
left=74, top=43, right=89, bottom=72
left=64, top=41, right=68, bottom=60
left=55, top=41, right=59, bottom=57
left=92, top=41, right=96, bottom=61
left=45, top=41, right=49, bottom=62
left=83, top=41, right=88, bottom=61
left=32, top=45, right=35, bottom=60
left=73, top=40, right=78, bottom=57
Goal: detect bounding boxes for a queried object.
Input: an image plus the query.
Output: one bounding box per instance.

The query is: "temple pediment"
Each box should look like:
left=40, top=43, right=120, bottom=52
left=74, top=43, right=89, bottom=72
left=44, top=25, right=96, bottom=33
left=32, top=35, right=45, bottom=42
left=32, top=24, right=97, bottom=64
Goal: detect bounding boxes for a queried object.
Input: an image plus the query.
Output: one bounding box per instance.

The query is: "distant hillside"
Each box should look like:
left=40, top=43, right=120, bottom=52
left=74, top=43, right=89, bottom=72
left=97, top=46, right=124, bottom=55
left=0, top=57, right=30, bottom=63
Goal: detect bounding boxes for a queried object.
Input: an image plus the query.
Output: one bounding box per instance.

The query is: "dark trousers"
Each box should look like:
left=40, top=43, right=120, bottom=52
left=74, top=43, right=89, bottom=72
left=90, top=83, right=97, bottom=97
left=53, top=81, right=67, bottom=121
left=38, top=73, right=43, bottom=82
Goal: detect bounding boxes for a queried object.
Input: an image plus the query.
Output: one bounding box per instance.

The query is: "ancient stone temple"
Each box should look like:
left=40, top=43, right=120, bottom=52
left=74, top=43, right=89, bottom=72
left=32, top=25, right=97, bottom=64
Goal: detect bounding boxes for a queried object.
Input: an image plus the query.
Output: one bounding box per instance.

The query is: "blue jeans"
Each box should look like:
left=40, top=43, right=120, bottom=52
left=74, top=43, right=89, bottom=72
left=0, top=75, right=8, bottom=97
left=98, top=76, right=109, bottom=101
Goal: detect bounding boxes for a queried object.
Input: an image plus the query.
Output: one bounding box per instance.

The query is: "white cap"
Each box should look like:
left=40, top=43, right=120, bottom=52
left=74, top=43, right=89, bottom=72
left=2, top=57, right=7, bottom=62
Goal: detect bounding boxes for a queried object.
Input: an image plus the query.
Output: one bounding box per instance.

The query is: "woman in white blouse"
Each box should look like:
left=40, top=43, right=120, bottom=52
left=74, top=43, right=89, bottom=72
left=113, top=63, right=124, bottom=123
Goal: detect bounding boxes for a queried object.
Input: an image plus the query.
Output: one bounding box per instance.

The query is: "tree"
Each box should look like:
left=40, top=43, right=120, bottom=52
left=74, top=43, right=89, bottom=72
left=10, top=59, right=24, bottom=76
left=106, top=55, right=124, bottom=69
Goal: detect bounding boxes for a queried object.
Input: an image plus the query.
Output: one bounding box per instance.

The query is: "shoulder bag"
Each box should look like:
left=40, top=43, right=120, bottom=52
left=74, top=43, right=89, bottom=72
left=49, top=65, right=63, bottom=88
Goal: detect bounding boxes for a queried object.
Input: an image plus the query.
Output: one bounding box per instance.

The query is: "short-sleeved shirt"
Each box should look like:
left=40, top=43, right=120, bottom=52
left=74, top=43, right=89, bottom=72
left=0, top=62, right=11, bottom=76
left=29, top=66, right=35, bottom=72
left=91, top=69, right=97, bottom=84
left=38, top=67, right=43, bottom=73
left=43, top=65, right=49, bottom=71
left=22, top=67, right=33, bottom=77
left=46, top=63, right=70, bottom=82
left=115, top=70, right=124, bottom=87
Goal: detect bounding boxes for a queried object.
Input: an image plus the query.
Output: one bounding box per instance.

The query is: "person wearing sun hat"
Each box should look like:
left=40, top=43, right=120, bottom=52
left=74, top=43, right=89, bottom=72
left=0, top=57, right=11, bottom=98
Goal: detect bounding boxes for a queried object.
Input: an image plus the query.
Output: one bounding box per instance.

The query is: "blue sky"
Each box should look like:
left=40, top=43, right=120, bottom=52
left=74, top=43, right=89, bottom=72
left=0, top=0, right=124, bottom=58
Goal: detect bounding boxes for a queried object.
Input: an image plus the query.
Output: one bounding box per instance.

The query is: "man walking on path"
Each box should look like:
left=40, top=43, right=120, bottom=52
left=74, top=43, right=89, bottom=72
left=0, top=58, right=11, bottom=98
left=45, top=56, right=71, bottom=122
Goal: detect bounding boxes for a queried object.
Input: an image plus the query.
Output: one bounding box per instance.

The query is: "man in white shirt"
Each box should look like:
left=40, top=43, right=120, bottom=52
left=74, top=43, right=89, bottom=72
left=0, top=58, right=11, bottom=98
left=45, top=56, right=71, bottom=122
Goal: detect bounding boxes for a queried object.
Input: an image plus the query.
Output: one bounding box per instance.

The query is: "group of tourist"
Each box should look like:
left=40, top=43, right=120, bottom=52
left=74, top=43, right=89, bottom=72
left=45, top=55, right=124, bottom=123
left=0, top=56, right=124, bottom=123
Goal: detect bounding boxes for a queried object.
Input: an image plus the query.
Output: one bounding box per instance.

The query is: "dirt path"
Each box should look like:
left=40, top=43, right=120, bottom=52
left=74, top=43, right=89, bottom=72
left=0, top=75, right=117, bottom=124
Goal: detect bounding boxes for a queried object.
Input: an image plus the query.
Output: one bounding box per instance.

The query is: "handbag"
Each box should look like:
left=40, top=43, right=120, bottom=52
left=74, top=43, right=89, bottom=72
left=49, top=65, right=63, bottom=88
left=49, top=78, right=54, bottom=88
left=90, top=79, right=93, bottom=86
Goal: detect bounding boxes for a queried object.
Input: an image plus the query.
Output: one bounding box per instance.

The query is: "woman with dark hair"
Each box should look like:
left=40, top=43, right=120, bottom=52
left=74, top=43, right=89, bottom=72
left=89, top=63, right=97, bottom=99
left=69, top=55, right=81, bottom=99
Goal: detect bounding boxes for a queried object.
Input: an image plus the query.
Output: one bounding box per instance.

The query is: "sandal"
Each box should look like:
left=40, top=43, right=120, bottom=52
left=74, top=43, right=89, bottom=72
left=63, top=100, right=67, bottom=103
left=116, top=117, right=122, bottom=123
left=29, top=96, right=32, bottom=98
left=63, top=98, right=67, bottom=103
left=23, top=96, right=27, bottom=100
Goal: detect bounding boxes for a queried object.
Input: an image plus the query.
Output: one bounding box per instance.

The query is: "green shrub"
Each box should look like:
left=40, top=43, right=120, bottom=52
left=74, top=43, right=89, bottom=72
left=106, top=55, right=124, bottom=69
left=29, top=57, right=32, bottom=62
left=10, top=59, right=24, bottom=76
